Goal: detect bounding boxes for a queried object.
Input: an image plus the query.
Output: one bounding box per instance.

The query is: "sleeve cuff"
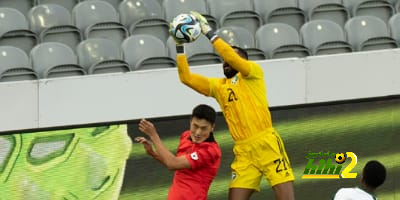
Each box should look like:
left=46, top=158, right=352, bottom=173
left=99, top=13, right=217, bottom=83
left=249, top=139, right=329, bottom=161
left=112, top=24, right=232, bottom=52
left=205, top=32, right=218, bottom=42
left=176, top=45, right=184, bottom=54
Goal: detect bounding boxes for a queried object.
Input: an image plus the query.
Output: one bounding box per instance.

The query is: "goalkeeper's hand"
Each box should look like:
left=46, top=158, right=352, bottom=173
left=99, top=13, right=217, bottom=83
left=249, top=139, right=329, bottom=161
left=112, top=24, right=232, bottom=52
left=169, top=22, right=184, bottom=45
left=190, top=11, right=212, bottom=35
left=190, top=11, right=217, bottom=41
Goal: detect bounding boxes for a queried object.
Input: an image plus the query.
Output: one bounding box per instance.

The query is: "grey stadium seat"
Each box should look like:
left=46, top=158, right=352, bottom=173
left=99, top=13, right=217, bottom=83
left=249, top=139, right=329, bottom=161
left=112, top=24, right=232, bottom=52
left=216, top=26, right=266, bottom=60
left=298, top=0, right=350, bottom=27
left=167, top=35, right=222, bottom=66
left=386, top=0, right=398, bottom=5
left=0, top=8, right=38, bottom=55
left=343, top=0, right=395, bottom=23
left=162, top=0, right=218, bottom=30
left=76, top=38, right=130, bottom=74
left=207, top=0, right=262, bottom=35
left=86, top=0, right=123, bottom=10
left=0, top=0, right=33, bottom=16
left=253, top=0, right=306, bottom=31
left=388, top=13, right=400, bottom=45
left=255, top=23, right=311, bottom=59
left=27, top=4, right=83, bottom=51
left=122, top=35, right=176, bottom=71
left=30, top=42, right=86, bottom=79
left=344, top=15, right=398, bottom=51
left=34, top=0, right=79, bottom=12
left=119, top=0, right=163, bottom=27
left=129, top=18, right=170, bottom=44
left=300, top=20, right=352, bottom=55
left=0, top=46, right=38, bottom=82
left=119, top=0, right=170, bottom=43
left=72, top=0, right=128, bottom=44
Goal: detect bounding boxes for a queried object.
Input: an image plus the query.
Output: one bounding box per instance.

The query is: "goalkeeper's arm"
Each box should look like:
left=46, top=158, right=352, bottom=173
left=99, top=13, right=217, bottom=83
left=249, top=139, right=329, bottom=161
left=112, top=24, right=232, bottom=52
left=175, top=44, right=211, bottom=96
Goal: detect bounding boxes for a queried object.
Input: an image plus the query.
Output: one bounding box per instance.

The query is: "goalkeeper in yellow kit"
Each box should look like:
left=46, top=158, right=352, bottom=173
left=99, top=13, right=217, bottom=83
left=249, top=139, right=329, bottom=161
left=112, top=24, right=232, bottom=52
left=172, top=11, right=296, bottom=200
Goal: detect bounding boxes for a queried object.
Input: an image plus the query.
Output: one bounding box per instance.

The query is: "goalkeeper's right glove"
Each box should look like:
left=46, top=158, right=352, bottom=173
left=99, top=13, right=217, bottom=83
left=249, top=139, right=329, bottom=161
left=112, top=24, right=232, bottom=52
left=190, top=11, right=218, bottom=42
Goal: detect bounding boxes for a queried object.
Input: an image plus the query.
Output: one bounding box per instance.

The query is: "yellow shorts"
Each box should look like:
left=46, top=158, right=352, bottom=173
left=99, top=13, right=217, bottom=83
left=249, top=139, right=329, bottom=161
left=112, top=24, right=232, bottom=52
left=229, top=129, right=295, bottom=191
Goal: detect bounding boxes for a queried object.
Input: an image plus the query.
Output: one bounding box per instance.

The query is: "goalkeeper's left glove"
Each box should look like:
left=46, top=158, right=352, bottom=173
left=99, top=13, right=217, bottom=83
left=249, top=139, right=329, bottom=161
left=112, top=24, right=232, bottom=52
left=190, top=11, right=218, bottom=42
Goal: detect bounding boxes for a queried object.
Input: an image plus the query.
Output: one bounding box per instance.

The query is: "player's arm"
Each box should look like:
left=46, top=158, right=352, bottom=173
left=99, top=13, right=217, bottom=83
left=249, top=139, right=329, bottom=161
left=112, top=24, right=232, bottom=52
left=176, top=45, right=211, bottom=96
left=138, top=119, right=191, bottom=170
left=134, top=136, right=162, bottom=161
left=212, top=38, right=251, bottom=76
left=191, top=11, right=251, bottom=77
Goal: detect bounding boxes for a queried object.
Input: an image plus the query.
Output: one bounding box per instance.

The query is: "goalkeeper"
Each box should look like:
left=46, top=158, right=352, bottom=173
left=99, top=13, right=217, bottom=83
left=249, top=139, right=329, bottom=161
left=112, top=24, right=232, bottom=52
left=172, top=11, right=296, bottom=200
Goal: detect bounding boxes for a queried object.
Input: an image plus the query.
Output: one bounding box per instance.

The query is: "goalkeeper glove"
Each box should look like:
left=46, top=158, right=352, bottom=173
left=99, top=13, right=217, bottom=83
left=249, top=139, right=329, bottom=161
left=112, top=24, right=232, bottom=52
left=190, top=11, right=218, bottom=41
left=169, top=22, right=184, bottom=45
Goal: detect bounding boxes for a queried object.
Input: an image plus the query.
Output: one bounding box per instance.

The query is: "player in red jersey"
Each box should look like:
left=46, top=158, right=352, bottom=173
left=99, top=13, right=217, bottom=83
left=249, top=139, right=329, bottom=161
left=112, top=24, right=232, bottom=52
left=135, top=104, right=222, bottom=200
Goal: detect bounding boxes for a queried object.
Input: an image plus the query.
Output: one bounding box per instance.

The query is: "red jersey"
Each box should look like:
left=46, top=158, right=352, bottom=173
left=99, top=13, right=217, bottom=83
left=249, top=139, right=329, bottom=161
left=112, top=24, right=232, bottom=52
left=167, top=130, right=221, bottom=200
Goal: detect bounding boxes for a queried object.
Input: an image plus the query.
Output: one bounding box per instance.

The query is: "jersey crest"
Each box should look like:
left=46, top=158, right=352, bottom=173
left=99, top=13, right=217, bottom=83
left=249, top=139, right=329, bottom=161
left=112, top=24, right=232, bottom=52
left=190, top=152, right=199, bottom=160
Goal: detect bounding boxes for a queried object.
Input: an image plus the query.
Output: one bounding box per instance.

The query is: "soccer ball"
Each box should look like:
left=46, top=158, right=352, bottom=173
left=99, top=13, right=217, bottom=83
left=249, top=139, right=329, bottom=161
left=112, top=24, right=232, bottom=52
left=335, top=153, right=346, bottom=164
left=169, top=13, right=201, bottom=43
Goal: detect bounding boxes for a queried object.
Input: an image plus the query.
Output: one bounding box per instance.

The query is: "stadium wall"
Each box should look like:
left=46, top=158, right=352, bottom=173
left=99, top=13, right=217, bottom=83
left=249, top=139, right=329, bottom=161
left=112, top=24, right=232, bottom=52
left=1, top=49, right=400, bottom=133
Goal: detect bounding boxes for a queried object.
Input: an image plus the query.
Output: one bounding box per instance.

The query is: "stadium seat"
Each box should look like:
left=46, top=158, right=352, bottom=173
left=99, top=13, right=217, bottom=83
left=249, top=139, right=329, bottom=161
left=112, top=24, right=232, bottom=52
left=167, top=35, right=222, bottom=66
left=344, top=15, right=398, bottom=51
left=343, top=0, right=395, bottom=23
left=300, top=20, right=352, bottom=55
left=388, top=13, right=400, bottom=45
left=120, top=0, right=169, bottom=43
left=386, top=0, right=398, bottom=5
left=85, top=0, right=123, bottom=10
left=129, top=18, right=170, bottom=44
left=30, top=42, right=86, bottom=78
left=27, top=4, right=83, bottom=51
left=34, top=0, right=79, bottom=12
left=162, top=0, right=218, bottom=30
left=298, top=0, right=350, bottom=27
left=207, top=0, right=262, bottom=35
left=76, top=38, right=130, bottom=74
left=396, top=0, right=400, bottom=12
left=72, top=0, right=128, bottom=44
left=216, top=26, right=266, bottom=60
left=255, top=23, right=311, bottom=59
left=119, top=0, right=163, bottom=27
left=121, top=35, right=175, bottom=71
left=253, top=0, right=306, bottom=31
left=0, top=0, right=33, bottom=16
left=0, top=46, right=38, bottom=82
left=0, top=8, right=38, bottom=55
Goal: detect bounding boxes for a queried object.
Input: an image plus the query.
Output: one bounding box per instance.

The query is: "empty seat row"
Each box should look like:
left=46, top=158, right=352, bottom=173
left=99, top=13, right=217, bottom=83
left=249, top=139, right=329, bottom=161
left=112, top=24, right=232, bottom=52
left=1, top=15, right=400, bottom=81
left=2, top=0, right=400, bottom=56
left=216, top=14, right=400, bottom=59
left=3, top=0, right=400, bottom=37
left=0, top=36, right=176, bottom=82
left=0, top=0, right=122, bottom=13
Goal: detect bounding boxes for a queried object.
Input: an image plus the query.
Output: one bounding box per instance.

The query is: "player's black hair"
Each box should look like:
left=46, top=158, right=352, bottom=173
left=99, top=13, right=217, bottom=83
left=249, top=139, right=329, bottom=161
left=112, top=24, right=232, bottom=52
left=232, top=46, right=248, bottom=60
left=191, top=104, right=216, bottom=124
left=363, top=160, right=386, bottom=188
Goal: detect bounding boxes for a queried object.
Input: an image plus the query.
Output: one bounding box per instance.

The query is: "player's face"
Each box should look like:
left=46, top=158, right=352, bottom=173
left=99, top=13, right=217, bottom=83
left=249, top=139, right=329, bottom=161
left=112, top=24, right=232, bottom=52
left=189, top=117, right=214, bottom=143
left=222, top=48, right=240, bottom=78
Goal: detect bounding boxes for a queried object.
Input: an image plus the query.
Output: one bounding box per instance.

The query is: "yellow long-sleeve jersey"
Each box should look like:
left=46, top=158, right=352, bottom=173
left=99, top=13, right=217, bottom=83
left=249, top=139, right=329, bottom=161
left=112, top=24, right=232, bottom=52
left=177, top=38, right=273, bottom=141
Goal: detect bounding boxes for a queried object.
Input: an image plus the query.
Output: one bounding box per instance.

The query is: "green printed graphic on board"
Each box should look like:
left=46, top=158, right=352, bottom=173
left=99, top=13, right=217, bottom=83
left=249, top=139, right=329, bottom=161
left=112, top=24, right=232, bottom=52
left=0, top=125, right=132, bottom=199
